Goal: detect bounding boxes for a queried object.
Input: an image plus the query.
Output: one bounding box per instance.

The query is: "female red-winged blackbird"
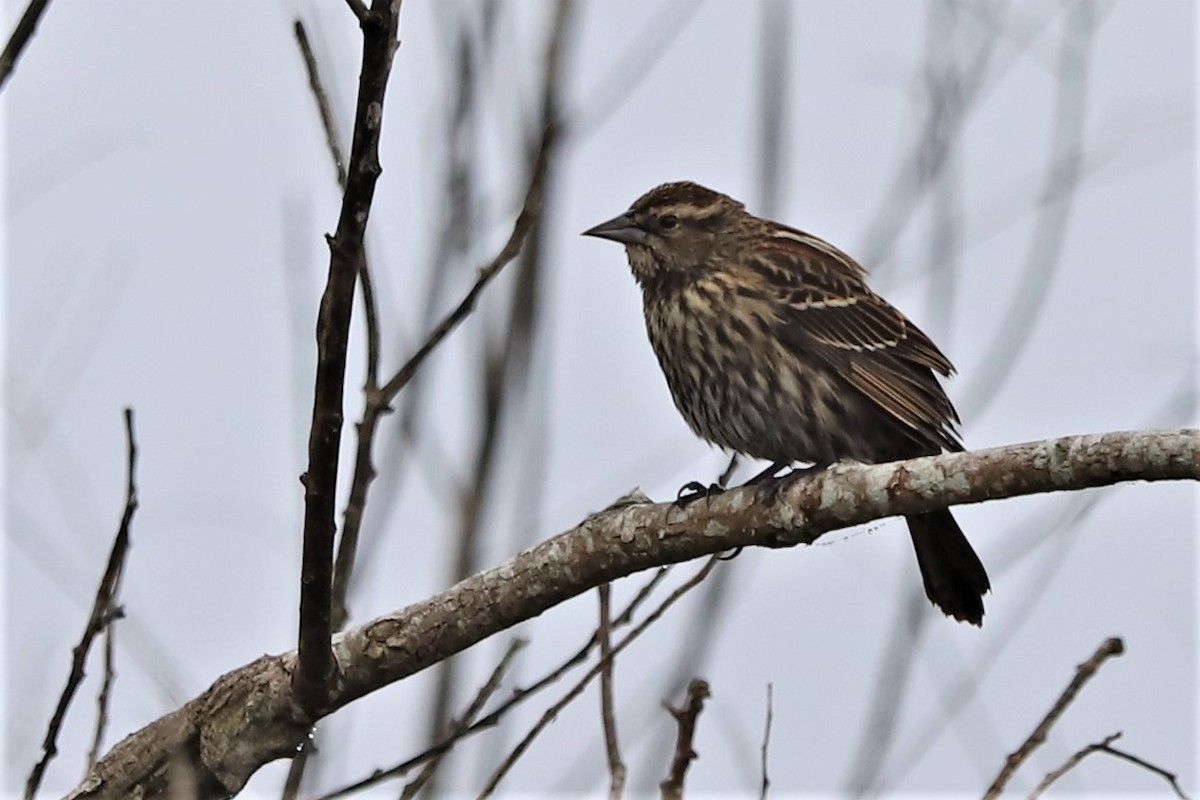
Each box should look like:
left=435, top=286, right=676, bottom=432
left=583, top=181, right=990, bottom=625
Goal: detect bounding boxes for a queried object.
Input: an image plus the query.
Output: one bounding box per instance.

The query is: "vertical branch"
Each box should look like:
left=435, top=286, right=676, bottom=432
left=598, top=584, right=626, bottom=799
left=87, top=619, right=120, bottom=768
left=755, top=0, right=790, bottom=219
left=923, top=0, right=965, bottom=340
left=25, top=408, right=138, bottom=800
left=296, top=0, right=404, bottom=719
left=759, top=683, right=773, bottom=800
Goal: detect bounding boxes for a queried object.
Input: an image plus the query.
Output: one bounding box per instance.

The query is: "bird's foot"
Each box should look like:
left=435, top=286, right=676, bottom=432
left=748, top=462, right=826, bottom=504
left=674, top=480, right=726, bottom=509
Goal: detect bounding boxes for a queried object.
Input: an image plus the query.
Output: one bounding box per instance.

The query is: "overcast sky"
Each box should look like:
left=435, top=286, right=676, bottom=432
left=4, top=1, right=1196, bottom=797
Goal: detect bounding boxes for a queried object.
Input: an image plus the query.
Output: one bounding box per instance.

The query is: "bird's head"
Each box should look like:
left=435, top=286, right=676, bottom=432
left=583, top=181, right=750, bottom=285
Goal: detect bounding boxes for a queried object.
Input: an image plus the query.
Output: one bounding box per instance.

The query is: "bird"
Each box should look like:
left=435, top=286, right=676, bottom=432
left=582, top=180, right=990, bottom=625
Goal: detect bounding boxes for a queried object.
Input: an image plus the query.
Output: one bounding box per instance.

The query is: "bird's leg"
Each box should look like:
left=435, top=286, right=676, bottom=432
left=717, top=454, right=740, bottom=488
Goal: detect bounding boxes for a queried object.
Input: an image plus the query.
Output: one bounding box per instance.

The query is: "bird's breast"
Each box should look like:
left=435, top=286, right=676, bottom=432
left=640, top=279, right=845, bottom=463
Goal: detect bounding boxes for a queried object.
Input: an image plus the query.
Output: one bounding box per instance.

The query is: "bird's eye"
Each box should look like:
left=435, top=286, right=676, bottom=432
left=659, top=215, right=679, bottom=231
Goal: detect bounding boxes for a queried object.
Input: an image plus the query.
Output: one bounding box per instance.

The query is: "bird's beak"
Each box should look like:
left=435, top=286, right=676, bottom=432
left=582, top=213, right=647, bottom=246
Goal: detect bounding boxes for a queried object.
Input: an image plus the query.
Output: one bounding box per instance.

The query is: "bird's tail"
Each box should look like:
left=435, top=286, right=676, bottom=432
left=905, top=509, right=990, bottom=625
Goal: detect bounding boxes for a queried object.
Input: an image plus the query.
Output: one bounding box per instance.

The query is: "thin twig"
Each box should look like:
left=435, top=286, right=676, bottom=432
left=1028, top=732, right=1121, bottom=798
left=296, top=0, right=403, bottom=719
left=293, top=19, right=347, bottom=189
left=478, top=557, right=721, bottom=798
left=26, top=408, right=138, bottom=800
left=597, top=584, right=626, bottom=799
left=314, top=566, right=671, bottom=800
left=1093, top=739, right=1190, bottom=799
left=86, top=609, right=123, bottom=769
left=759, top=683, right=773, bottom=800
left=1030, top=731, right=1190, bottom=799
left=983, top=637, right=1125, bottom=798
left=659, top=679, right=712, bottom=800
left=400, top=639, right=527, bottom=800
left=376, top=11, right=568, bottom=408
left=0, top=0, right=53, bottom=93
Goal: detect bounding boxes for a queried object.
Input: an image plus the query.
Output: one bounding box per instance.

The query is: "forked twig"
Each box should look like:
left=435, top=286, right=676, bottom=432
left=399, top=639, right=527, bottom=799
left=1030, top=731, right=1190, bottom=799
left=659, top=679, right=712, bottom=800
left=86, top=611, right=122, bottom=768
left=314, top=566, right=672, bottom=800
left=26, top=409, right=138, bottom=800
left=477, top=558, right=721, bottom=798
left=983, top=637, right=1125, bottom=798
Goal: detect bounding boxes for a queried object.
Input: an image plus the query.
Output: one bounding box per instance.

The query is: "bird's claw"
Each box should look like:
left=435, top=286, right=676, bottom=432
left=674, top=480, right=726, bottom=509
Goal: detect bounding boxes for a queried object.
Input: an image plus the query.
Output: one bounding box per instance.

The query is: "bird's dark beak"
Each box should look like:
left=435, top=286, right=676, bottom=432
left=582, top=213, right=647, bottom=246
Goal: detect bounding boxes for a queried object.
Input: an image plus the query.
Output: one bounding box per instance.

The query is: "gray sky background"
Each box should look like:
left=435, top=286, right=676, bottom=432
left=4, top=0, right=1197, bottom=797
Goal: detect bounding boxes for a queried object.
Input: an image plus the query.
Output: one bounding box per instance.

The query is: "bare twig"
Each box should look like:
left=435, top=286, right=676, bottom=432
left=755, top=0, right=790, bottom=219
left=314, top=567, right=670, bottom=800
left=375, top=4, right=570, bottom=408
left=659, top=679, right=712, bottom=800
left=27, top=409, right=138, bottom=800
left=983, top=637, right=1125, bottom=798
left=399, top=639, right=527, bottom=800
left=296, top=0, right=403, bottom=719
left=478, top=558, right=721, bottom=798
left=598, top=584, right=626, bottom=799
left=759, top=683, right=774, bottom=800
left=86, top=612, right=122, bottom=769
left=0, top=0, right=52, bottom=92
left=293, top=19, right=347, bottom=189
left=1030, top=731, right=1190, bottom=799
left=1030, top=731, right=1123, bottom=798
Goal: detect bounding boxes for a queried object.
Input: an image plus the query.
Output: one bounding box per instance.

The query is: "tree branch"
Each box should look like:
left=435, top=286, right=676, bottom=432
left=69, top=429, right=1199, bottom=800
left=296, top=0, right=403, bottom=719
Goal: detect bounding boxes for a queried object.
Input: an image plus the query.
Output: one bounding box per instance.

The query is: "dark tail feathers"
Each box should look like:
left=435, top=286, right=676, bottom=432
left=905, top=509, right=990, bottom=626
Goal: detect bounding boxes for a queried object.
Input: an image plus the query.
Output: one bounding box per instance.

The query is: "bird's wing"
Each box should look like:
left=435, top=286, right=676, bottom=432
left=745, top=229, right=962, bottom=445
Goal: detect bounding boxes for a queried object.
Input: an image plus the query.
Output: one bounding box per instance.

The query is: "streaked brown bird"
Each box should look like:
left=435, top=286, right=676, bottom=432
left=583, top=181, right=990, bottom=625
